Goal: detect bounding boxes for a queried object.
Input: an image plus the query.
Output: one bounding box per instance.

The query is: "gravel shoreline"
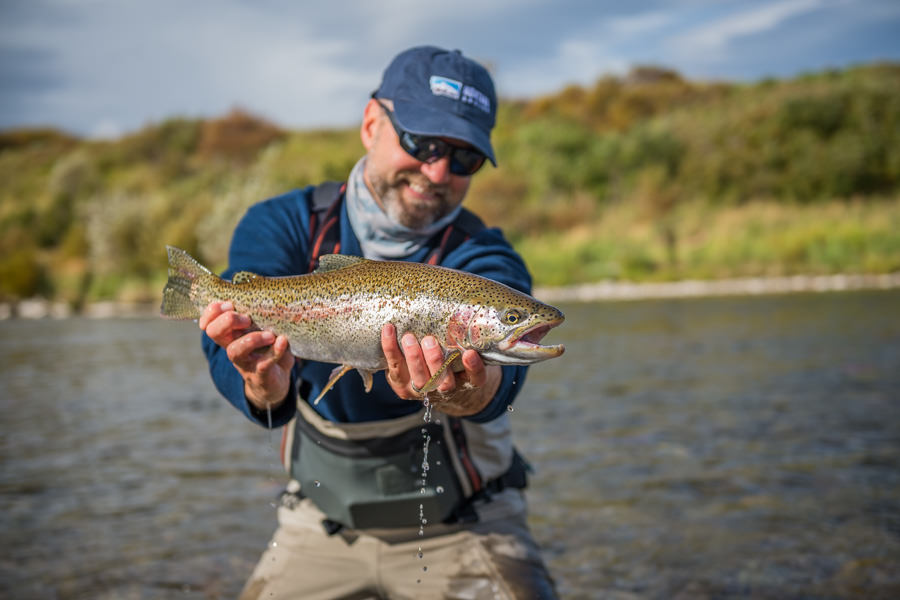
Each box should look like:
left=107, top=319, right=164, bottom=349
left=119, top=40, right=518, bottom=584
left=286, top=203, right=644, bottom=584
left=534, top=272, right=900, bottom=302
left=3, top=272, right=899, bottom=319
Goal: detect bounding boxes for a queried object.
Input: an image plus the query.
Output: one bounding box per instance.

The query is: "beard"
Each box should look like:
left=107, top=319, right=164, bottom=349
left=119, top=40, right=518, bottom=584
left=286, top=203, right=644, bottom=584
left=367, top=168, right=460, bottom=230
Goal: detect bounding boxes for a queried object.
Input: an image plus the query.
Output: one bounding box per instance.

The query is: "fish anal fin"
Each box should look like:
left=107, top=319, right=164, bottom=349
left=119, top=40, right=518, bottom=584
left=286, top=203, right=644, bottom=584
left=314, top=254, right=366, bottom=274
left=232, top=271, right=260, bottom=284
left=311, top=365, right=377, bottom=405
left=313, top=364, right=354, bottom=405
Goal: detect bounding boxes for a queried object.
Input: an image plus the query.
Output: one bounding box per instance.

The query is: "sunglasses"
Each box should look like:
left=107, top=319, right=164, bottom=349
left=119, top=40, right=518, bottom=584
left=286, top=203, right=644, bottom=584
left=375, top=99, right=487, bottom=176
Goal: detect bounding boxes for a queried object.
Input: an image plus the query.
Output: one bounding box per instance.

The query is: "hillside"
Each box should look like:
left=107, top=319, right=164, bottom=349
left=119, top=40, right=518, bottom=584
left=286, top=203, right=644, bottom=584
left=0, top=63, right=898, bottom=306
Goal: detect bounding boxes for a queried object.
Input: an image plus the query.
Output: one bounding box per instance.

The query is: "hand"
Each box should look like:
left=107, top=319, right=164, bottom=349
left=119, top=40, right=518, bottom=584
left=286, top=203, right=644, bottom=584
left=200, top=301, right=296, bottom=410
left=381, top=323, right=501, bottom=417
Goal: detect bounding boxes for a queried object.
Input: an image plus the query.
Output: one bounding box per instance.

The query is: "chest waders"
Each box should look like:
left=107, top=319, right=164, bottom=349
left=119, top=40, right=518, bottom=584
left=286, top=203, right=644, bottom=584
left=280, top=182, right=530, bottom=531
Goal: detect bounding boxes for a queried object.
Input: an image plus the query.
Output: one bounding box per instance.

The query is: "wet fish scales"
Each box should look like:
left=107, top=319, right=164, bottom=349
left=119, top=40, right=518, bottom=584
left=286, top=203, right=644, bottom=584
left=160, top=246, right=565, bottom=401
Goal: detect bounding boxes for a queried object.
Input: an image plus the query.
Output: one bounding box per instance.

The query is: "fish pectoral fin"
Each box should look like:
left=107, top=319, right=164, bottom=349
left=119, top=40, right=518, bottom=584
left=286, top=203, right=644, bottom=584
left=357, top=369, right=374, bottom=393
left=419, top=350, right=462, bottom=395
left=312, top=364, right=354, bottom=405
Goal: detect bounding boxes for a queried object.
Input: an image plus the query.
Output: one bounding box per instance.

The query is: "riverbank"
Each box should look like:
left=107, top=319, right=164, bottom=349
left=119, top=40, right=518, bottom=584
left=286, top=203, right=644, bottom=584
left=533, top=271, right=900, bottom=303
left=3, top=271, right=899, bottom=320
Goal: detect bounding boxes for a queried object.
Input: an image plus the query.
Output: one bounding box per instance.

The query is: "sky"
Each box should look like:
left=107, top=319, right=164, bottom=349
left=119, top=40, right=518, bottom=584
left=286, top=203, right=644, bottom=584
left=1, top=0, right=898, bottom=138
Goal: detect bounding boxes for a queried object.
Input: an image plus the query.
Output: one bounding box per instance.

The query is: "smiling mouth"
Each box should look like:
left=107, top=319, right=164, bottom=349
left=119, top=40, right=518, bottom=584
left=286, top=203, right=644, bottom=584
left=405, top=180, right=446, bottom=202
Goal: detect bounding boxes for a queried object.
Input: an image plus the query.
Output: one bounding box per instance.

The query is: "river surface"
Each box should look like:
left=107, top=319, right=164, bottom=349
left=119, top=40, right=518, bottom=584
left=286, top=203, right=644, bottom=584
left=1, top=290, right=898, bottom=599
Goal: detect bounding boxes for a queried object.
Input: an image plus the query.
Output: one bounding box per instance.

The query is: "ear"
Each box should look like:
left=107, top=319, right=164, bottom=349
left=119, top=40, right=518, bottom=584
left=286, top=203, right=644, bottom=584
left=360, top=98, right=381, bottom=151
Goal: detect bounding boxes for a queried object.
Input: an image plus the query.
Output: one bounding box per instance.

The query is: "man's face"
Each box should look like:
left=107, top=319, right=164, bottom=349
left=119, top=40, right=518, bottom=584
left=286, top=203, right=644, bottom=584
left=361, top=100, right=473, bottom=230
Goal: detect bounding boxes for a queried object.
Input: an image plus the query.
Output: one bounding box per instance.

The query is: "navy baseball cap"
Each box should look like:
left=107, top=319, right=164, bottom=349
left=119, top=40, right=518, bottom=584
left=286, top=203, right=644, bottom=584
left=373, top=46, right=497, bottom=166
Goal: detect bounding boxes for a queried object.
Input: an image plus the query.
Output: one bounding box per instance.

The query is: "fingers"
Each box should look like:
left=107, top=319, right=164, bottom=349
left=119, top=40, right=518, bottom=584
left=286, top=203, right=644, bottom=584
left=382, top=324, right=460, bottom=398
left=242, top=334, right=295, bottom=410
left=254, top=335, right=296, bottom=389
left=201, top=300, right=294, bottom=410
left=459, top=349, right=487, bottom=388
left=253, top=334, right=293, bottom=373
left=382, top=324, right=414, bottom=398
left=201, top=301, right=253, bottom=348
left=422, top=336, right=455, bottom=393
left=402, top=333, right=430, bottom=392
left=226, top=330, right=275, bottom=370
left=273, top=335, right=296, bottom=370
left=381, top=323, right=406, bottom=375
left=198, top=301, right=224, bottom=330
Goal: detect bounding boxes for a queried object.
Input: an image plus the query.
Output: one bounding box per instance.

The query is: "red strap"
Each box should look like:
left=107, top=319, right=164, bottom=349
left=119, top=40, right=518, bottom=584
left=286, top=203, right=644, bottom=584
left=450, top=418, right=483, bottom=492
left=307, top=187, right=344, bottom=273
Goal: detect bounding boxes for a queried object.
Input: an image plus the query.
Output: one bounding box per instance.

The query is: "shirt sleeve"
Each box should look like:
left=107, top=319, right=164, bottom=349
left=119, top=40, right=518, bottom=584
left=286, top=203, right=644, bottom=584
left=201, top=189, right=313, bottom=428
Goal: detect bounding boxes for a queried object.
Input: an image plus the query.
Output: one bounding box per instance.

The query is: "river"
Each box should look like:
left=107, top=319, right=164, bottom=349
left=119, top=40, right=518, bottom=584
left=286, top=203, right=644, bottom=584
left=1, top=290, right=898, bottom=599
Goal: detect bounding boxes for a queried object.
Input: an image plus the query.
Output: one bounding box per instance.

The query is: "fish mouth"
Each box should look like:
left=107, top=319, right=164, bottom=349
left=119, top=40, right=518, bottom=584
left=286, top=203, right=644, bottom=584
left=498, top=318, right=566, bottom=362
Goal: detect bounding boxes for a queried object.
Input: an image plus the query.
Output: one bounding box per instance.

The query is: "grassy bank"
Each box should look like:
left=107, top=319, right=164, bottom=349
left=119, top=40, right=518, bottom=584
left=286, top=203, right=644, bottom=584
left=517, top=197, right=900, bottom=286
left=1, top=63, right=898, bottom=307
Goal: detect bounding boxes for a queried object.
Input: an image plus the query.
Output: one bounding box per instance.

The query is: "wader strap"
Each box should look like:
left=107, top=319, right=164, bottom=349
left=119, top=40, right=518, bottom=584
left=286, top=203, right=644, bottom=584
left=307, top=181, right=345, bottom=273
left=448, top=417, right=483, bottom=494
left=425, top=209, right=485, bottom=265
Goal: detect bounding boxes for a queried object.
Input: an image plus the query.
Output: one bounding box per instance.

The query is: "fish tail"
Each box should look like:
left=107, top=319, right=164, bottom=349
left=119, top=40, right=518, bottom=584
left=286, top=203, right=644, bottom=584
left=160, top=246, right=214, bottom=320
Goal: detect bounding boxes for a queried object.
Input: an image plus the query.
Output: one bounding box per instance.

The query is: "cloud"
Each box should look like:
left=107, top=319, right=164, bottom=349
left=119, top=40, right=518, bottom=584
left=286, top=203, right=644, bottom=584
left=492, top=7, right=681, bottom=96
left=605, top=9, right=676, bottom=37
left=1, top=0, right=897, bottom=135
left=670, top=0, right=826, bottom=57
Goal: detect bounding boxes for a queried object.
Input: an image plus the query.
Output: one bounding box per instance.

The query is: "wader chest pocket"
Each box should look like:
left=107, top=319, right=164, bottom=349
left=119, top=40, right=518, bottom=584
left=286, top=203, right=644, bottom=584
left=290, top=418, right=463, bottom=530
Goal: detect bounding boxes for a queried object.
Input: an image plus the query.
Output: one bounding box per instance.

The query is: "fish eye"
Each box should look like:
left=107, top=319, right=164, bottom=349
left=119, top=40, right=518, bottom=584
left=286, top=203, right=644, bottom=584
left=504, top=310, right=522, bottom=325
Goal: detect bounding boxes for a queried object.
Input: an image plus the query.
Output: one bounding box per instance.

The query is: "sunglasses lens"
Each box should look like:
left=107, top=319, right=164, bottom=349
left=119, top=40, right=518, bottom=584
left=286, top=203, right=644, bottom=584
left=418, top=138, right=451, bottom=163
left=450, top=149, right=486, bottom=176
left=394, top=111, right=486, bottom=175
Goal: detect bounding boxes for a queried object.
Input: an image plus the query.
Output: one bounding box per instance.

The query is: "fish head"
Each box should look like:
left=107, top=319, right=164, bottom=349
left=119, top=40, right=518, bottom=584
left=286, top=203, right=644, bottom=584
left=455, top=293, right=565, bottom=365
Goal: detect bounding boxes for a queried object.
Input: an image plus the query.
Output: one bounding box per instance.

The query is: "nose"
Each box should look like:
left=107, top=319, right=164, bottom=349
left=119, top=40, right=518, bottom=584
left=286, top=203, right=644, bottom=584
left=420, top=155, right=451, bottom=184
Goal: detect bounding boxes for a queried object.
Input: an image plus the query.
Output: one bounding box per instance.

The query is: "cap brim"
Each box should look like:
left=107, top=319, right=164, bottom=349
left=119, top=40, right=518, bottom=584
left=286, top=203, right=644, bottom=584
left=391, top=99, right=497, bottom=166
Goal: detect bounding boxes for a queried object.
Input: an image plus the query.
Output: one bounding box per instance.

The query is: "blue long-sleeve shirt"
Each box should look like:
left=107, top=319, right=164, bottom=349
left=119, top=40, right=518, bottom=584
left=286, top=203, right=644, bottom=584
left=202, top=185, right=531, bottom=428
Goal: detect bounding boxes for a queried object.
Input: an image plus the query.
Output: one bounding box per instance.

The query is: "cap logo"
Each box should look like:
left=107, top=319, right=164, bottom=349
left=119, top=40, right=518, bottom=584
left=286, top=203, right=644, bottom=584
left=430, top=76, right=461, bottom=100
left=462, top=85, right=491, bottom=114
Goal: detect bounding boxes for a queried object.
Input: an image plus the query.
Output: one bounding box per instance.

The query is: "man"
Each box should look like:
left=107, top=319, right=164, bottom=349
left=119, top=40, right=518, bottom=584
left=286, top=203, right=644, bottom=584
left=200, top=46, right=557, bottom=599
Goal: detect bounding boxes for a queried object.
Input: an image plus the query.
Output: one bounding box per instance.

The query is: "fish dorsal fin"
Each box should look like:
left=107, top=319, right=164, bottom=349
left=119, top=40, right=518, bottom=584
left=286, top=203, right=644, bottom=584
left=232, top=271, right=261, bottom=284
left=314, top=254, right=365, bottom=273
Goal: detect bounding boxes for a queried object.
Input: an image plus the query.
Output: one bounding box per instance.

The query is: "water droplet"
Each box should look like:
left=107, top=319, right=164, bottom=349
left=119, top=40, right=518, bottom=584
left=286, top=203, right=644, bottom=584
left=417, top=550, right=424, bottom=559
left=423, top=566, right=428, bottom=572
left=314, top=480, right=321, bottom=487
left=269, top=541, right=278, bottom=548
left=436, top=486, right=444, bottom=494
left=420, top=487, right=426, bottom=495
left=507, top=404, right=514, bottom=412
left=417, top=579, right=421, bottom=584
left=435, top=460, right=441, bottom=466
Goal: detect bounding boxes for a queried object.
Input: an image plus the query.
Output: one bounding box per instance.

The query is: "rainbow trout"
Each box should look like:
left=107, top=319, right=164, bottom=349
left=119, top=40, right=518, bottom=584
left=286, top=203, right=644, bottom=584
left=161, top=246, right=564, bottom=403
